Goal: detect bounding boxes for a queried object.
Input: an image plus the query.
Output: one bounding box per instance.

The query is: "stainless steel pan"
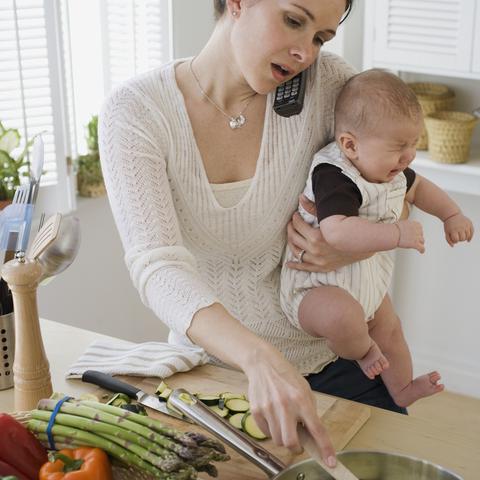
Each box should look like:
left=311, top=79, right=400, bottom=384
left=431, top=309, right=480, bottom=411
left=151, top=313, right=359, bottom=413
left=169, top=389, right=463, bottom=480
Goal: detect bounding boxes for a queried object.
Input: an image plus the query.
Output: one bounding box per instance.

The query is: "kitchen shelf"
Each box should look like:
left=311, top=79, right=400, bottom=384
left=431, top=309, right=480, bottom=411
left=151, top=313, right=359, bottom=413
left=412, top=148, right=480, bottom=197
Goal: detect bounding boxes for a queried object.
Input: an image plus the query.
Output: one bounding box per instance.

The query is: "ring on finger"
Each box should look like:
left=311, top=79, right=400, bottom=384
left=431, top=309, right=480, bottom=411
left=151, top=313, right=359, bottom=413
left=298, top=249, right=306, bottom=263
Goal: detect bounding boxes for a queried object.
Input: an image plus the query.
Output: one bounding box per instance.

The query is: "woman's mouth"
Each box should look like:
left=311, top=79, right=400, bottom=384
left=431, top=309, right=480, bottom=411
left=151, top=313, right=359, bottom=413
left=271, top=63, right=292, bottom=82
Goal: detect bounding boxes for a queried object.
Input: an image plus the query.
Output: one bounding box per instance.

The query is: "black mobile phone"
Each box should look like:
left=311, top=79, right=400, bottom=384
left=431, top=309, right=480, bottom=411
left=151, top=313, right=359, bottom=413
left=273, top=70, right=306, bottom=117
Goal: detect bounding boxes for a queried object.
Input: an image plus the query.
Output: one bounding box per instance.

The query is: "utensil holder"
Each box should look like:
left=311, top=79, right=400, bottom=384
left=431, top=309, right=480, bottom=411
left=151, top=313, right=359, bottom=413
left=1, top=256, right=52, bottom=410
left=0, top=311, right=15, bottom=390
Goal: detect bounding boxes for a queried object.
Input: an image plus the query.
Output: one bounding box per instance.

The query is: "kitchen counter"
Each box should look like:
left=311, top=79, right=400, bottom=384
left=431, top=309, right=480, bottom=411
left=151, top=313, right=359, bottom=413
left=1, top=319, right=479, bottom=479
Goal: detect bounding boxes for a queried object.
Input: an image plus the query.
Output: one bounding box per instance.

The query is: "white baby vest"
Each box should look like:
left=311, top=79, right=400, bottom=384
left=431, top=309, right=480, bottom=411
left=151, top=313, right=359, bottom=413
left=280, top=142, right=407, bottom=323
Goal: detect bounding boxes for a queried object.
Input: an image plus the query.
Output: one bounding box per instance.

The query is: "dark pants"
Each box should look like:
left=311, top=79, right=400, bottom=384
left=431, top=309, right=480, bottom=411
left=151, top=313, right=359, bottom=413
left=305, top=357, right=408, bottom=415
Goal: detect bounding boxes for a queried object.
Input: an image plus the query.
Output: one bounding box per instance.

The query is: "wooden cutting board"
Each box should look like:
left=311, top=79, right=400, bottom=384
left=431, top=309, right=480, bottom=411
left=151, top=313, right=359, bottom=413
left=86, top=364, right=370, bottom=480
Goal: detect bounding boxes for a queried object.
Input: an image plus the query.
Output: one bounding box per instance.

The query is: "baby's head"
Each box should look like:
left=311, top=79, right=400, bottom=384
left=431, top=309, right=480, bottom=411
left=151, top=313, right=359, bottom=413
left=334, top=69, right=423, bottom=183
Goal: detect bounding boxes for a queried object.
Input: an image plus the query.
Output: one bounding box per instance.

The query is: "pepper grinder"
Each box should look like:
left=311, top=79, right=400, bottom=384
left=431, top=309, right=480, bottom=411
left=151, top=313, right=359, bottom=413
left=1, top=214, right=61, bottom=411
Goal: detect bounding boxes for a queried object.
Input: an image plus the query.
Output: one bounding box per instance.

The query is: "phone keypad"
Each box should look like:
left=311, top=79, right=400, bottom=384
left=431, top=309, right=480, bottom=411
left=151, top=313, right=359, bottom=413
left=276, top=76, right=301, bottom=101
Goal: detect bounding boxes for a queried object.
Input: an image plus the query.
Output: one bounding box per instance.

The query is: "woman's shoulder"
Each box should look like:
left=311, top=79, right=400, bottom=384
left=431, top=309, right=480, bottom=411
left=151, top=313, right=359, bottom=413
left=101, top=59, right=183, bottom=119
left=316, top=51, right=357, bottom=79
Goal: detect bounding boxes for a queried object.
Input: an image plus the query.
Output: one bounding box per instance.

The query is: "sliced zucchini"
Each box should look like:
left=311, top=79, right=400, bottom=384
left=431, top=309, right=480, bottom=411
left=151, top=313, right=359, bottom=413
left=225, top=398, right=250, bottom=413
left=107, top=393, right=131, bottom=407
left=241, top=412, right=267, bottom=440
left=208, top=405, right=229, bottom=418
left=228, top=412, right=244, bottom=429
left=195, top=393, right=221, bottom=406
left=220, top=392, right=247, bottom=401
left=155, top=380, right=170, bottom=396
left=158, top=387, right=173, bottom=401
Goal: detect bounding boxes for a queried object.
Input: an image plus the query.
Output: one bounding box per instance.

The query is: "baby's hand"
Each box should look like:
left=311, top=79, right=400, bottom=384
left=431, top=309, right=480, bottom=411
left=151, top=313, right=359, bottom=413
left=444, top=213, right=474, bottom=247
left=396, top=220, right=425, bottom=253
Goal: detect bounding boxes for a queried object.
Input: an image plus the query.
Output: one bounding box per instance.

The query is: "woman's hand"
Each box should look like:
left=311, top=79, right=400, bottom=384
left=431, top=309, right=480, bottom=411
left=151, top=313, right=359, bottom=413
left=243, top=345, right=336, bottom=467
left=287, top=195, right=371, bottom=272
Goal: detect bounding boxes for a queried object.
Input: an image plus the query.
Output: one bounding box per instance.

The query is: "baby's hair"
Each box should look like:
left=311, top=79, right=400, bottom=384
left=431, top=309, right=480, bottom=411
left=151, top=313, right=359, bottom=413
left=334, top=69, right=422, bottom=138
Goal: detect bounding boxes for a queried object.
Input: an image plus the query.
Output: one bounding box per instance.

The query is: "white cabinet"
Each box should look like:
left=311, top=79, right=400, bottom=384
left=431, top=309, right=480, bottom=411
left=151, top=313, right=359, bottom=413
left=474, top=2, right=480, bottom=73
left=364, top=0, right=479, bottom=79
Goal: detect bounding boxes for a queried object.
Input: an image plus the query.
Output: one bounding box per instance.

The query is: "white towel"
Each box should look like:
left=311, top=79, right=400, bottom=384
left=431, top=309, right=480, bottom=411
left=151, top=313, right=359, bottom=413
left=65, top=339, right=208, bottom=379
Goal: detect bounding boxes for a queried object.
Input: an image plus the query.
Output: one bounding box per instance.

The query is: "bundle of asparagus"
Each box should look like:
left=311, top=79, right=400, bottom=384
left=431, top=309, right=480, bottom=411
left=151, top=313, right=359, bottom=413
left=26, top=398, right=230, bottom=479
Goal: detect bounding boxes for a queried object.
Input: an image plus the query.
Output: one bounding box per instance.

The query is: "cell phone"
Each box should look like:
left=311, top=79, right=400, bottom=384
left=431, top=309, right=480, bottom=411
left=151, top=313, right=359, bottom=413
left=273, top=70, right=306, bottom=117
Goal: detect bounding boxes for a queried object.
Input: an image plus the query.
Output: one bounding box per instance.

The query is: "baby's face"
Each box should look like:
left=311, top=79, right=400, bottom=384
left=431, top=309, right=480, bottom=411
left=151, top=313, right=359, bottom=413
left=353, top=117, right=423, bottom=183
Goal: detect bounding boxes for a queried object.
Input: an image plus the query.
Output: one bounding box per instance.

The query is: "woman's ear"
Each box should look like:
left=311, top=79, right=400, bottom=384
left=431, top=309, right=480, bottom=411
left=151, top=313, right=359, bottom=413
left=226, top=0, right=242, bottom=17
left=337, top=132, right=359, bottom=162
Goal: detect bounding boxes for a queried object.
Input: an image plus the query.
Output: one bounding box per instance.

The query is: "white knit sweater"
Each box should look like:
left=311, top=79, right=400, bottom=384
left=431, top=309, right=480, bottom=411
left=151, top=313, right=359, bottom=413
left=99, top=52, right=356, bottom=375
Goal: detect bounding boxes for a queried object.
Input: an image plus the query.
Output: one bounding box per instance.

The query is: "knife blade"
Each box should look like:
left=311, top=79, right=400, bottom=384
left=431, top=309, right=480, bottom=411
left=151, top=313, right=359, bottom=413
left=81, top=370, right=193, bottom=424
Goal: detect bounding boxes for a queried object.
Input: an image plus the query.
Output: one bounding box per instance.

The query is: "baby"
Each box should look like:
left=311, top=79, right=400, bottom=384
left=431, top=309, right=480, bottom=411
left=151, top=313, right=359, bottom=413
left=281, top=69, right=474, bottom=407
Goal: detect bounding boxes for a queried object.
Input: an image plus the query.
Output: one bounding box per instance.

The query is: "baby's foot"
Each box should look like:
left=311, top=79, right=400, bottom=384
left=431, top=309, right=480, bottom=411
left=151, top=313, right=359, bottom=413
left=357, top=342, right=390, bottom=380
left=393, top=371, right=445, bottom=407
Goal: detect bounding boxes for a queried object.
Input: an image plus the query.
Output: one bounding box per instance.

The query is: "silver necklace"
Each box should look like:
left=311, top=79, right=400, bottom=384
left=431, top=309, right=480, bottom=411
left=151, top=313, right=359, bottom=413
left=189, top=58, right=257, bottom=130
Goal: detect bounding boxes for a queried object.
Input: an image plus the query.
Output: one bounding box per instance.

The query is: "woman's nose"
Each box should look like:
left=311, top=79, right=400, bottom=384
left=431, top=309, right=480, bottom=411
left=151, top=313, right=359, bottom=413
left=289, top=42, right=317, bottom=65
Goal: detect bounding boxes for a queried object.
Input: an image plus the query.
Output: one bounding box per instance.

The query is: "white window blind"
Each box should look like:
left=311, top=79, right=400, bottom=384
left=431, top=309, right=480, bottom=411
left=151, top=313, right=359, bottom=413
left=100, top=0, right=172, bottom=91
left=0, top=0, right=75, bottom=214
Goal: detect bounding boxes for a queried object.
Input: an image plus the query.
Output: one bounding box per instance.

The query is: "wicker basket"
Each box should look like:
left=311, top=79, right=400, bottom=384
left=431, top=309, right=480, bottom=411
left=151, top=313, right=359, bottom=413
left=424, top=111, right=478, bottom=164
left=408, top=82, right=455, bottom=150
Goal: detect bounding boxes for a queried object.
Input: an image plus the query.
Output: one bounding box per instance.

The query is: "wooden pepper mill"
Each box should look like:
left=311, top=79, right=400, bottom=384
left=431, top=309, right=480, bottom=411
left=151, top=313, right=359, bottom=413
left=2, top=252, right=52, bottom=410
left=1, top=214, right=61, bottom=411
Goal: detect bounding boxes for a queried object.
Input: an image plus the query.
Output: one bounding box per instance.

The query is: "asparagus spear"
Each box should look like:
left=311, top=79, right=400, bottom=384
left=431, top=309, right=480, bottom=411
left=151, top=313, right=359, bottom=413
left=76, top=400, right=198, bottom=447
left=31, top=409, right=184, bottom=472
left=27, top=419, right=166, bottom=478
left=37, top=399, right=198, bottom=460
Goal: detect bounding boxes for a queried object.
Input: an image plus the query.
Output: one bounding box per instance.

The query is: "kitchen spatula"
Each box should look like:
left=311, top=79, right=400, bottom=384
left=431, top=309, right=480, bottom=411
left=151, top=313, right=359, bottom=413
left=298, top=425, right=359, bottom=480
left=28, top=213, right=61, bottom=260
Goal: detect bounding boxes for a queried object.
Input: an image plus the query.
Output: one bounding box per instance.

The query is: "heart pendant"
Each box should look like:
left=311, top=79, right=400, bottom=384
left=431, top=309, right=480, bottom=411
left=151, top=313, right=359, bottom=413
left=229, top=114, right=246, bottom=129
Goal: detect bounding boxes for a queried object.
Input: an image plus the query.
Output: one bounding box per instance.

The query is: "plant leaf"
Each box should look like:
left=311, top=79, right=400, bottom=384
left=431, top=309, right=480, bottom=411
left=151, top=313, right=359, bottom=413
left=0, top=129, right=21, bottom=154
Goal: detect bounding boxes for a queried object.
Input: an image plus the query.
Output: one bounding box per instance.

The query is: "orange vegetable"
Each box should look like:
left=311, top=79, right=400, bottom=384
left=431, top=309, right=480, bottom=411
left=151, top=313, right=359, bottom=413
left=39, top=448, right=112, bottom=480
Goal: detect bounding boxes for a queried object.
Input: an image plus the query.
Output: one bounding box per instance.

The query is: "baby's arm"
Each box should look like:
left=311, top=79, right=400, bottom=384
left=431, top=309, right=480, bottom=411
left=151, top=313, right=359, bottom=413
left=320, top=215, right=425, bottom=253
left=406, top=174, right=474, bottom=246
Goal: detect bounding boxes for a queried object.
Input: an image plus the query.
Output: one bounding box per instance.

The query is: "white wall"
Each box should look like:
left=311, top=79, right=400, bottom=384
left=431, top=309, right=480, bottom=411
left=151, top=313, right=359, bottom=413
left=392, top=192, right=480, bottom=398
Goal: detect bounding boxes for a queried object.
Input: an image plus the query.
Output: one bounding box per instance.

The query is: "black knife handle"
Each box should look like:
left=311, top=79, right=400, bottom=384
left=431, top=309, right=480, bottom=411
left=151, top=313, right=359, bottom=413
left=82, top=370, right=140, bottom=398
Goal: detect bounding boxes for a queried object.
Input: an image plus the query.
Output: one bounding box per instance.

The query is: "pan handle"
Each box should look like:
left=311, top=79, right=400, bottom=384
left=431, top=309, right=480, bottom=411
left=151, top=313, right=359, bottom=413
left=169, top=389, right=286, bottom=478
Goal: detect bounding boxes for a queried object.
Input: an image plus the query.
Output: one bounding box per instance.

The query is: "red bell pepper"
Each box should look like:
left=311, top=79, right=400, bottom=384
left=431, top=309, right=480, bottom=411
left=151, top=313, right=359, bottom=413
left=0, top=414, right=47, bottom=480
left=0, top=459, right=30, bottom=480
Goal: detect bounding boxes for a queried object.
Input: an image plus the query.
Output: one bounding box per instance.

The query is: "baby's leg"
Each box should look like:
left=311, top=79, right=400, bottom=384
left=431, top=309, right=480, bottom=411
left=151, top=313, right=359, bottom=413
left=370, top=294, right=444, bottom=407
left=298, top=286, right=388, bottom=379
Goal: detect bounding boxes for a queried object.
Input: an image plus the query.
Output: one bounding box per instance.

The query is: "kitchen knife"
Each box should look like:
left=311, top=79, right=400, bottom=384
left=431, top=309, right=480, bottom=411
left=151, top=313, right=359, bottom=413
left=82, top=370, right=193, bottom=424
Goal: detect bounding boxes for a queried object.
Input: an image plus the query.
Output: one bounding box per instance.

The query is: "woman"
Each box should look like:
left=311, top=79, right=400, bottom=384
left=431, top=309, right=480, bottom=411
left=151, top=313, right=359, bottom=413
left=99, top=0, right=394, bottom=466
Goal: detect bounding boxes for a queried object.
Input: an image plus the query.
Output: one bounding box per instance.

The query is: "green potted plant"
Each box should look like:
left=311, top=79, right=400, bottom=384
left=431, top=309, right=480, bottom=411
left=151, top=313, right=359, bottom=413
left=76, top=115, right=105, bottom=197
left=0, top=121, right=33, bottom=207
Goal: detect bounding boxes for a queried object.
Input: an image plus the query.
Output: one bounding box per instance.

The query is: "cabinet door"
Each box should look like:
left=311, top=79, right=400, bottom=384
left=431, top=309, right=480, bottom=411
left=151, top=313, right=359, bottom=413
left=371, top=0, right=475, bottom=73
left=473, top=1, right=480, bottom=73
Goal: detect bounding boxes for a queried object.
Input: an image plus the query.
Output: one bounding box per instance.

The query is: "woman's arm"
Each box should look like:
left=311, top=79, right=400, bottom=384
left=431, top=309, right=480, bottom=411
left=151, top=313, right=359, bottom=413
left=187, top=303, right=336, bottom=465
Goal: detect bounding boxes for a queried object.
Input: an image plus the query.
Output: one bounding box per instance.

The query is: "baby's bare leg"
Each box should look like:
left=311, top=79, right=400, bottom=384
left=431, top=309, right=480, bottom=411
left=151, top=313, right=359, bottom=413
left=298, top=286, right=389, bottom=379
left=370, top=294, right=444, bottom=407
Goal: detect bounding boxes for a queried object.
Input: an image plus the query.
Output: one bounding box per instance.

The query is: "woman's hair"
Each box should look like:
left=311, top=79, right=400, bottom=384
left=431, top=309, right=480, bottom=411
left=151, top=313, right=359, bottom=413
left=213, top=0, right=354, bottom=22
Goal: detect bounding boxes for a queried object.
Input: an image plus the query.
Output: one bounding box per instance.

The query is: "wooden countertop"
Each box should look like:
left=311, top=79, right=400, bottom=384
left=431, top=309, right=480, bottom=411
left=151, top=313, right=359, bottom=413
left=1, top=319, right=479, bottom=479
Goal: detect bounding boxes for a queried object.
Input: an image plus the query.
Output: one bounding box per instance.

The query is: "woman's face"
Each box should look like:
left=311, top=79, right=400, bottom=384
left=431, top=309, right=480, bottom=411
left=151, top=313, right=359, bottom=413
left=230, top=0, right=347, bottom=94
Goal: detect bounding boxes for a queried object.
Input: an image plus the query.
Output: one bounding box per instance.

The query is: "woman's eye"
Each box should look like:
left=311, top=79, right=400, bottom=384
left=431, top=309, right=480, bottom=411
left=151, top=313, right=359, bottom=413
left=285, top=15, right=302, bottom=28
left=314, top=36, right=325, bottom=46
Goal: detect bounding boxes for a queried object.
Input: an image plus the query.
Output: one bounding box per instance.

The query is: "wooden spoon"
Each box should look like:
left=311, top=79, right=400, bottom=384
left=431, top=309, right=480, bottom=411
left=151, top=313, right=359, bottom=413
left=298, top=425, right=360, bottom=480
